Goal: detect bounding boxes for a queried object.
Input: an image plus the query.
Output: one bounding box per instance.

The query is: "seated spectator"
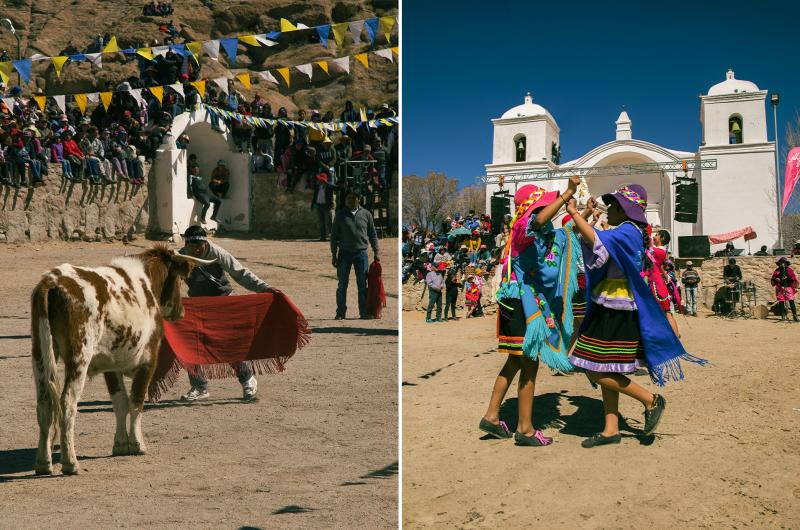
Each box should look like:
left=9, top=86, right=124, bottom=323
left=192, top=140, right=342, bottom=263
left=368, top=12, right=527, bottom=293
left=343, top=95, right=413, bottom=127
left=61, top=131, right=85, bottom=182
left=189, top=164, right=220, bottom=223
left=209, top=160, right=230, bottom=198
left=754, top=245, right=769, bottom=256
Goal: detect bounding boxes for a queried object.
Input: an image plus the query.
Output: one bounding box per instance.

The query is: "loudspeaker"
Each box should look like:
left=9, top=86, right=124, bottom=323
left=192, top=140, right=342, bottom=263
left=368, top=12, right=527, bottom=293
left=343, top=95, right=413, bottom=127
left=678, top=235, right=710, bottom=258
left=675, top=182, right=699, bottom=223
left=490, top=193, right=511, bottom=235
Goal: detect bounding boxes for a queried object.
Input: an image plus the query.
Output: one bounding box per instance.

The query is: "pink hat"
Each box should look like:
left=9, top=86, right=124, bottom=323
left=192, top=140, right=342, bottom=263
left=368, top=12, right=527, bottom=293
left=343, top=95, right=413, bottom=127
left=513, top=184, right=559, bottom=217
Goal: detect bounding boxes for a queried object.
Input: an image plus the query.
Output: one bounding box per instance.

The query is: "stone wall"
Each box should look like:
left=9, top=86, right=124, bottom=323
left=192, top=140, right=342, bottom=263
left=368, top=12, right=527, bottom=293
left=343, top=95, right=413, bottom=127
left=0, top=163, right=149, bottom=243
left=693, top=256, right=787, bottom=308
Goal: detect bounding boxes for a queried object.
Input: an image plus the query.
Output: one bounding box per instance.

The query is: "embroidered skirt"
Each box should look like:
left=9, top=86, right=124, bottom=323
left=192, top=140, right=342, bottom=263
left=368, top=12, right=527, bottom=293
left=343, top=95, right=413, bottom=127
left=497, top=297, right=525, bottom=356
left=569, top=305, right=645, bottom=373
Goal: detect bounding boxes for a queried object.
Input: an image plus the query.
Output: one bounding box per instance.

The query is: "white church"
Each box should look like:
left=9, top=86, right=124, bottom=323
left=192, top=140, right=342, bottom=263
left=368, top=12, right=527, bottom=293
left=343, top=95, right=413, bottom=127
left=484, top=69, right=779, bottom=255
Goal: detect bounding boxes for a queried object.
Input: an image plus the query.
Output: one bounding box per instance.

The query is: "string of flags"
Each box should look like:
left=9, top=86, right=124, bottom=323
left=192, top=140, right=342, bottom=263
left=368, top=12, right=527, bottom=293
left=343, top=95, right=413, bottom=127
left=0, top=15, right=398, bottom=87
left=0, top=47, right=398, bottom=116
left=205, top=104, right=399, bottom=132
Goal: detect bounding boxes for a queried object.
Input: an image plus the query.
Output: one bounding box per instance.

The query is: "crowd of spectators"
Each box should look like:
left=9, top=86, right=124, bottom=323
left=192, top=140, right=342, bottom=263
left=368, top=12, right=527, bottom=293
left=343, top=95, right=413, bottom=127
left=143, top=1, right=174, bottom=16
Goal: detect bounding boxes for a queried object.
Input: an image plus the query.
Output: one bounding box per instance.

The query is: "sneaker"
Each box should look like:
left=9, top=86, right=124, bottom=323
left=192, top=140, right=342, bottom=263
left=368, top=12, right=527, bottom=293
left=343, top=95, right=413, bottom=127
left=242, top=376, right=258, bottom=401
left=643, top=394, right=666, bottom=435
left=335, top=314, right=345, bottom=320
left=581, top=432, right=622, bottom=448
left=425, top=318, right=433, bottom=323
left=180, top=387, right=209, bottom=401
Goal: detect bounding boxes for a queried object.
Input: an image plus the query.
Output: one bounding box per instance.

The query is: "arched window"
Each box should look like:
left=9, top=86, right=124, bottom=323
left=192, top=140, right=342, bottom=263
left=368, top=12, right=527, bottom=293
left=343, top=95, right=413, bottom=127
left=514, top=135, right=526, bottom=162
left=551, top=142, right=560, bottom=164
left=729, top=115, right=743, bottom=144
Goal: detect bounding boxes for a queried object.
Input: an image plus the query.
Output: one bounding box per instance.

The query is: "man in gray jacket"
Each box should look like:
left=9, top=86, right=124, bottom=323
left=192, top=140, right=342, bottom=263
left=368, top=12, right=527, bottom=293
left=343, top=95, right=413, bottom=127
left=331, top=190, right=380, bottom=319
left=178, top=225, right=280, bottom=401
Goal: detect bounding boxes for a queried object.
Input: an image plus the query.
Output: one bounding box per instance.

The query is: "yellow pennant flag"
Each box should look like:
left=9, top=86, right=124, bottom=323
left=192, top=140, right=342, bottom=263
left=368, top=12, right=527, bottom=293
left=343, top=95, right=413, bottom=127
left=51, top=56, right=69, bottom=78
left=103, top=36, right=120, bottom=53
left=34, top=95, right=46, bottom=111
left=190, top=80, right=206, bottom=99
left=276, top=67, right=290, bottom=87
left=355, top=53, right=369, bottom=69
left=238, top=35, right=261, bottom=47
left=186, top=41, right=203, bottom=63
left=99, top=91, right=113, bottom=111
left=0, top=61, right=13, bottom=83
left=379, top=16, right=396, bottom=43
left=316, top=60, right=329, bottom=75
left=391, top=46, right=399, bottom=56
left=136, top=48, right=155, bottom=60
left=74, top=93, right=88, bottom=114
left=280, top=19, right=297, bottom=32
left=331, top=23, right=347, bottom=46
left=236, top=73, right=251, bottom=89
left=149, top=85, right=163, bottom=104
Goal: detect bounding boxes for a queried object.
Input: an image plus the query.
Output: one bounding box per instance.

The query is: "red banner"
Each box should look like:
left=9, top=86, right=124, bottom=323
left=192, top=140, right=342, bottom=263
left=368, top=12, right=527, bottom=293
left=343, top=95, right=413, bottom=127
left=708, top=226, right=756, bottom=244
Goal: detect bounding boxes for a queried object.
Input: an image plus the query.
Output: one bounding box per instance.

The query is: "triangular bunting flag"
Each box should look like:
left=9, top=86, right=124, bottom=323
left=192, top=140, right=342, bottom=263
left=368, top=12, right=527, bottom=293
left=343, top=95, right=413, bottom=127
left=379, top=16, right=396, bottom=44
left=86, top=53, right=102, bottom=68
left=190, top=80, right=205, bottom=98
left=276, top=67, right=290, bottom=87
left=355, top=53, right=369, bottom=69
left=212, top=77, right=229, bottom=94
left=69, top=53, right=87, bottom=62
left=297, top=23, right=310, bottom=30
left=74, top=93, right=88, bottom=114
left=2, top=98, right=16, bottom=112
left=148, top=86, right=163, bottom=104
left=99, top=91, right=113, bottom=111
left=349, top=20, right=365, bottom=43
left=170, top=43, right=186, bottom=56
left=202, top=40, right=220, bottom=61
left=129, top=88, right=145, bottom=107
left=375, top=48, right=394, bottom=63
left=316, top=60, right=329, bottom=75
left=53, top=95, right=66, bottom=114
left=86, top=92, right=99, bottom=103
left=238, top=35, right=260, bottom=47
left=280, top=19, right=297, bottom=32
left=258, top=71, right=279, bottom=84
left=254, top=35, right=278, bottom=47
left=51, top=56, right=69, bottom=78
left=169, top=83, right=184, bottom=98
left=364, top=18, right=379, bottom=45
left=12, top=59, right=31, bottom=84
left=0, top=62, right=11, bottom=84
left=360, top=108, right=368, bottom=122
left=152, top=46, right=169, bottom=58
left=219, top=38, right=238, bottom=65
left=296, top=63, right=313, bottom=81
left=30, top=54, right=50, bottom=62
left=235, top=72, right=251, bottom=88
left=316, top=24, right=331, bottom=48
left=391, top=47, right=399, bottom=56
left=331, top=23, right=348, bottom=46
left=186, top=41, right=202, bottom=62
left=103, top=36, right=120, bottom=53
left=34, top=95, right=46, bottom=111
left=331, top=56, right=350, bottom=74
left=136, top=48, right=155, bottom=60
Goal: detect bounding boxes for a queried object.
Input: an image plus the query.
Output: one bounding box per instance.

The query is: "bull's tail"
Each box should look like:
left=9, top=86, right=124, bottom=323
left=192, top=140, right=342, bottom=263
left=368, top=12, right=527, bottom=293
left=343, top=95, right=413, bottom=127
left=31, top=281, right=62, bottom=442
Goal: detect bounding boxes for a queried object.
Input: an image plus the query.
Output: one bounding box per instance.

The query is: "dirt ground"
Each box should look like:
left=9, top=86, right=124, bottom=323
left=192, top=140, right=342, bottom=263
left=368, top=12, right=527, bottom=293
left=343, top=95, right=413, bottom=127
left=402, top=309, right=800, bottom=528
left=0, top=237, right=398, bottom=529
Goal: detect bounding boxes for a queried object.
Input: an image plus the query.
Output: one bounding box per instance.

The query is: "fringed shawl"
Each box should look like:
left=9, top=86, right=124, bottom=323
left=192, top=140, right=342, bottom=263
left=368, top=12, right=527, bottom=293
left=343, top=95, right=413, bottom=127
left=584, top=222, right=707, bottom=385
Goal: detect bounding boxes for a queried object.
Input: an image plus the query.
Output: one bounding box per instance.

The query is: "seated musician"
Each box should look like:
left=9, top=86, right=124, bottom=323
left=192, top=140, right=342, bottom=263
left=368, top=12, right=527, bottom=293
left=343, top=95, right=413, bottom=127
left=723, top=258, right=742, bottom=284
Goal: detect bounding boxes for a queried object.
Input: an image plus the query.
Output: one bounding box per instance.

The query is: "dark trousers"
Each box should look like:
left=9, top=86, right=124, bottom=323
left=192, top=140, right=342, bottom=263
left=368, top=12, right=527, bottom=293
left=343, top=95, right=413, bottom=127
left=188, top=362, right=253, bottom=391
left=777, top=299, right=798, bottom=319
left=316, top=206, right=332, bottom=240
left=194, top=191, right=221, bottom=221
left=444, top=288, right=459, bottom=319
left=427, top=289, right=442, bottom=320
left=336, top=249, right=368, bottom=317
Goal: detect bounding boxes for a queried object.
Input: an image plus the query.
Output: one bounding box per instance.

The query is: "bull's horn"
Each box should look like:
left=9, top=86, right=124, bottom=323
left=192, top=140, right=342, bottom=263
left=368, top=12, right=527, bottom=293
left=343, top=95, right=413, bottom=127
left=181, top=255, right=217, bottom=266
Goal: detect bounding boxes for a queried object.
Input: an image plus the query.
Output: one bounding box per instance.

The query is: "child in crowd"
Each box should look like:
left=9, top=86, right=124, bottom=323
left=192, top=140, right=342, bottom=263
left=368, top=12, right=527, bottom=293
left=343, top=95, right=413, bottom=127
left=566, top=185, right=706, bottom=448
left=648, top=229, right=681, bottom=337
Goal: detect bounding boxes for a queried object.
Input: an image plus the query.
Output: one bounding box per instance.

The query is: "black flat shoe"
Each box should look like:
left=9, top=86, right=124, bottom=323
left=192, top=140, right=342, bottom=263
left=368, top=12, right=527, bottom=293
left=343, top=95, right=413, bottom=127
left=478, top=418, right=512, bottom=439
left=644, top=394, right=666, bottom=435
left=514, top=430, right=553, bottom=447
left=581, top=432, right=621, bottom=448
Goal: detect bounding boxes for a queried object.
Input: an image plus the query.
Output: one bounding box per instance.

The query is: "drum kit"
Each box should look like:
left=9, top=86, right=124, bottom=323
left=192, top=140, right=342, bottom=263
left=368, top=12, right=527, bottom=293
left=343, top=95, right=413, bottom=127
left=713, top=280, right=757, bottom=318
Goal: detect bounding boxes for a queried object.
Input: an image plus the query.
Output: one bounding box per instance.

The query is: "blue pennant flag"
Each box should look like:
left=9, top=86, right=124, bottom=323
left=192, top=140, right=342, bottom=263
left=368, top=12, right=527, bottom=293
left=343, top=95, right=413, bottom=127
left=219, top=37, right=238, bottom=65
left=69, top=53, right=87, bottom=62
left=365, top=18, right=379, bottom=45
left=316, top=24, right=331, bottom=48
left=121, top=48, right=137, bottom=54
left=12, top=59, right=31, bottom=84
left=266, top=31, right=281, bottom=40
left=170, top=43, right=186, bottom=56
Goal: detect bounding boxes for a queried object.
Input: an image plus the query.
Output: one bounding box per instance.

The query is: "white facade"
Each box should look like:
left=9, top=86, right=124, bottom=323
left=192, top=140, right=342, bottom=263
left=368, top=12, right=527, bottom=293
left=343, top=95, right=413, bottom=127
left=151, top=107, right=251, bottom=237
left=485, top=70, right=779, bottom=255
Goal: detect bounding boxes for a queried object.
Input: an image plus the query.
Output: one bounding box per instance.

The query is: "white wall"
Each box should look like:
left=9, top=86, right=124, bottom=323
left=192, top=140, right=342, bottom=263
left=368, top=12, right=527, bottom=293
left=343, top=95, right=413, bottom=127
left=701, top=92, right=768, bottom=147
left=492, top=116, right=559, bottom=164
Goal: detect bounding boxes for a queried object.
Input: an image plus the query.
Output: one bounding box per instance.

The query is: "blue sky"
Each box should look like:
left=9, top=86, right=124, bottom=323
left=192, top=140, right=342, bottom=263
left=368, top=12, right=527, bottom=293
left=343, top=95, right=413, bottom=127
left=402, top=0, right=800, bottom=210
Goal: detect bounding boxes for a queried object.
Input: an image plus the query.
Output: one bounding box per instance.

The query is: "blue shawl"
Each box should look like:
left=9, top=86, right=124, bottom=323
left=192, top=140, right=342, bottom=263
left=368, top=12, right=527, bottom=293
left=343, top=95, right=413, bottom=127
left=582, top=222, right=707, bottom=385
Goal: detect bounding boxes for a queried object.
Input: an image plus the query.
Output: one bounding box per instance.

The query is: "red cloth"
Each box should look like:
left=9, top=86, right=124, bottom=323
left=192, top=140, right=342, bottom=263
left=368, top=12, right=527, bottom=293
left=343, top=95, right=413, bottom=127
left=708, top=226, right=755, bottom=244
left=367, top=260, right=386, bottom=319
left=148, top=292, right=310, bottom=400
left=62, top=139, right=84, bottom=158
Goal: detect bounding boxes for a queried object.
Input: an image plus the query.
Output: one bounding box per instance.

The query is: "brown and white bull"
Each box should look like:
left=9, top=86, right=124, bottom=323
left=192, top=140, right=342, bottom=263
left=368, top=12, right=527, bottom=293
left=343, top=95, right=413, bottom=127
left=31, top=245, right=213, bottom=475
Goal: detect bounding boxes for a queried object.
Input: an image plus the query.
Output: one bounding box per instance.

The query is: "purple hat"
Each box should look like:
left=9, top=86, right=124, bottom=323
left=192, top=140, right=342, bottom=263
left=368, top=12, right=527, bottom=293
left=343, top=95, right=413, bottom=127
left=602, top=184, right=648, bottom=224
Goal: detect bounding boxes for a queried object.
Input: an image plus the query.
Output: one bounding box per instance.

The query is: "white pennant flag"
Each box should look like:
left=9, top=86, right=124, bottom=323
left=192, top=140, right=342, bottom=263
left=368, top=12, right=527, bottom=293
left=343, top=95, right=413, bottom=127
left=349, top=20, right=365, bottom=43
left=86, top=53, right=102, bottom=68
left=296, top=23, right=310, bottom=30
left=30, top=53, right=50, bottom=62
left=152, top=46, right=170, bottom=58
left=2, top=98, right=16, bottom=111
left=332, top=56, right=350, bottom=74
left=375, top=48, right=394, bottom=63
left=53, top=95, right=66, bottom=114
left=86, top=92, right=99, bottom=103
left=128, top=88, right=145, bottom=107
left=169, top=83, right=185, bottom=98
left=212, top=77, right=229, bottom=94
left=258, top=71, right=279, bottom=84
left=203, top=40, right=220, bottom=61
left=296, top=63, right=313, bottom=80
left=254, top=35, right=278, bottom=47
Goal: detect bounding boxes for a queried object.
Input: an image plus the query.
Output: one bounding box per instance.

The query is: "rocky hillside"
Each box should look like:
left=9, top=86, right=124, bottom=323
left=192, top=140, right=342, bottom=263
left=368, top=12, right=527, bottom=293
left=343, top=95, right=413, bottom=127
left=0, top=0, right=398, bottom=115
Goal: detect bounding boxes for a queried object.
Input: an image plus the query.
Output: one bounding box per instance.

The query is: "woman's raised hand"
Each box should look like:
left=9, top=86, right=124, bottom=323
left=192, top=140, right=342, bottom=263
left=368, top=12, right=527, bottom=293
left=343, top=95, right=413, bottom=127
left=567, top=175, right=581, bottom=193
